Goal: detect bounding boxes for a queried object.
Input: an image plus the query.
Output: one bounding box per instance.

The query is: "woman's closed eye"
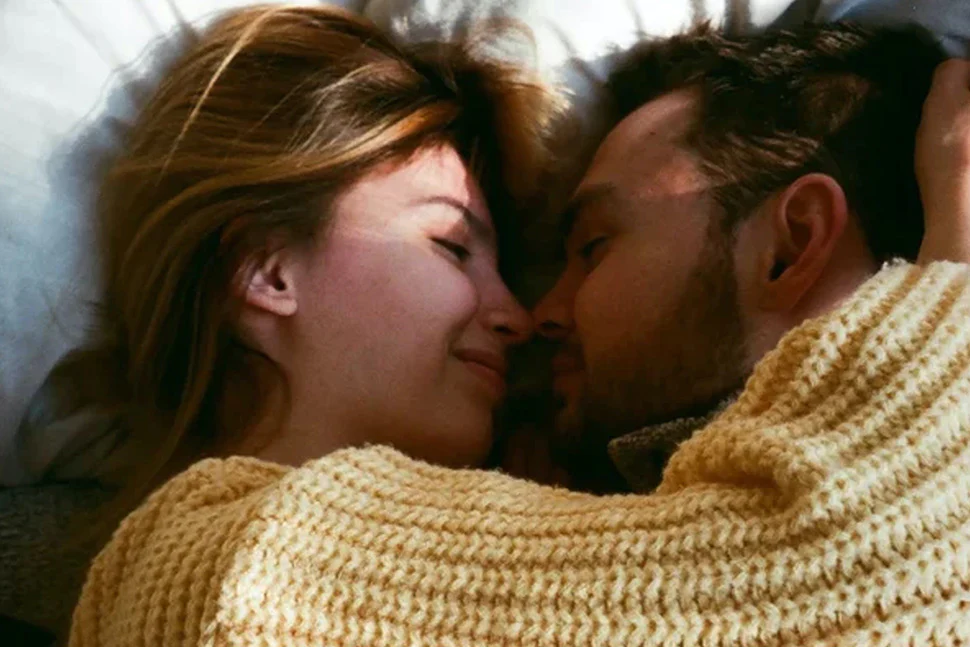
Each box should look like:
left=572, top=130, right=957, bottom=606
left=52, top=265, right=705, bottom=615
left=433, top=237, right=471, bottom=263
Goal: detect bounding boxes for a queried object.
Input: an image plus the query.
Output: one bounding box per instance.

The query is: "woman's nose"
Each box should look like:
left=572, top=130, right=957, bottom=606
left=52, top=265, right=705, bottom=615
left=485, top=282, right=534, bottom=345
left=532, top=274, right=575, bottom=340
left=490, top=297, right=534, bottom=344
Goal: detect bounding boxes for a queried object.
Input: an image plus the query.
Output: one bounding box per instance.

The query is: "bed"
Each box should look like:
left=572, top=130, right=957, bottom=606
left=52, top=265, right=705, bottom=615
left=1, top=0, right=968, bottom=638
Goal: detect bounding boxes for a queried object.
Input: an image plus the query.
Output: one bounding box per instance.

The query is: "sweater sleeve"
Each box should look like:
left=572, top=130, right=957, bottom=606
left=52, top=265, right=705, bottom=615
left=69, top=457, right=289, bottom=647
left=70, top=262, right=970, bottom=647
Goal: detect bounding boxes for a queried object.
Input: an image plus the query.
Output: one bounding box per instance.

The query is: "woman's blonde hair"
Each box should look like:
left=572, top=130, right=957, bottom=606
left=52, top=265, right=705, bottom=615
left=30, top=4, right=561, bottom=495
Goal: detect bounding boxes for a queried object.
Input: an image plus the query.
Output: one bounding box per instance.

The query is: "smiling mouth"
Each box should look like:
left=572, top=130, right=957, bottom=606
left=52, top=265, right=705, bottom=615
left=463, top=360, right=506, bottom=395
left=454, top=350, right=508, bottom=398
left=465, top=360, right=505, bottom=390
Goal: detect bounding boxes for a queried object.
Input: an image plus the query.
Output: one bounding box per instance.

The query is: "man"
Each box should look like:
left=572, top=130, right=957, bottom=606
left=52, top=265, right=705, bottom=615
left=532, top=23, right=950, bottom=492
left=70, top=25, right=970, bottom=646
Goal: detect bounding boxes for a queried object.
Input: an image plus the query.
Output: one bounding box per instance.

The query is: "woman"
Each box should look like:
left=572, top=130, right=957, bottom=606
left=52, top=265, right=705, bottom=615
left=5, top=6, right=561, bottom=636
left=19, top=4, right=561, bottom=494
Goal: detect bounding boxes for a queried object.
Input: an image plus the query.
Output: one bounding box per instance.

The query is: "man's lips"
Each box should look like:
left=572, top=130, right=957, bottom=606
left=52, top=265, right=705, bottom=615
left=551, top=352, right=584, bottom=376
left=550, top=350, right=585, bottom=399
left=455, top=348, right=507, bottom=376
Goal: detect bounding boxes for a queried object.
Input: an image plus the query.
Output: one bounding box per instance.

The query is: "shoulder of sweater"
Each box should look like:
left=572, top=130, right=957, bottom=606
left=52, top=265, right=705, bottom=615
left=661, top=260, right=970, bottom=496
left=143, top=455, right=291, bottom=514
left=285, top=445, right=633, bottom=520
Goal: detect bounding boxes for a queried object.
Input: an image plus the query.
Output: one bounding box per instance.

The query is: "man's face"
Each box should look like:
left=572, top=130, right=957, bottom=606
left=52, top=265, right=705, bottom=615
left=534, top=90, right=752, bottom=446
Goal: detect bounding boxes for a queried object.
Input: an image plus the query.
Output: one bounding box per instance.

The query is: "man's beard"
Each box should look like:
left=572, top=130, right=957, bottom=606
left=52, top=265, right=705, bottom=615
left=563, top=221, right=750, bottom=456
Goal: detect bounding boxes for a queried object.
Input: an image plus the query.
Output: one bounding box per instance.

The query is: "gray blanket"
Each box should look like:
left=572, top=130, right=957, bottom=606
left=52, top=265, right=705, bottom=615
left=0, top=483, right=115, bottom=636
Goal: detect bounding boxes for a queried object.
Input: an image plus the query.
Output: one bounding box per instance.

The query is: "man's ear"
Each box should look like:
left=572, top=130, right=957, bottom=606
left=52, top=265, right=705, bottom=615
left=758, top=173, right=850, bottom=312
left=239, top=250, right=299, bottom=317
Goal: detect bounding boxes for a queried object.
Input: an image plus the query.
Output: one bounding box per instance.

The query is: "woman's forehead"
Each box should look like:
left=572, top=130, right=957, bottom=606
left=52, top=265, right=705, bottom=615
left=349, top=146, right=491, bottom=219
left=326, top=146, right=492, bottom=234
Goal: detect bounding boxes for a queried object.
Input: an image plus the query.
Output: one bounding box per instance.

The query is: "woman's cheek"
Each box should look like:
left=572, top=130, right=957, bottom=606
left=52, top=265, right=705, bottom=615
left=439, top=265, right=485, bottom=328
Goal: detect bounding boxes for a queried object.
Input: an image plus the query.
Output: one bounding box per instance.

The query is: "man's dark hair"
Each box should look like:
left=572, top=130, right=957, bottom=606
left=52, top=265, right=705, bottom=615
left=608, top=23, right=947, bottom=261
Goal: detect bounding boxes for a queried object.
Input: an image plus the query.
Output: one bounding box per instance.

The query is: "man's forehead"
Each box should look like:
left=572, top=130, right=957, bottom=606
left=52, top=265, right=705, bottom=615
left=623, top=88, right=697, bottom=139
left=578, top=89, right=704, bottom=203
left=586, top=89, right=698, bottom=178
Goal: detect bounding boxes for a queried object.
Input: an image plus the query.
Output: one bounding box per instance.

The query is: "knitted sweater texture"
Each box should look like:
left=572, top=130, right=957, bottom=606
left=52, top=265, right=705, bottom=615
left=70, top=262, right=970, bottom=646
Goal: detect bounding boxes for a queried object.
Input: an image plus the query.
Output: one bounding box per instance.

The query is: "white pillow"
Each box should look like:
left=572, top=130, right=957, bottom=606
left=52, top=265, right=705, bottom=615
left=365, top=0, right=969, bottom=148
left=818, top=0, right=970, bottom=56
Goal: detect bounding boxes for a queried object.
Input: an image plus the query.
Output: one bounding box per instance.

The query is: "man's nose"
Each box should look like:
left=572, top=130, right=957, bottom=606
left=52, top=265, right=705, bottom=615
left=532, top=273, right=576, bottom=340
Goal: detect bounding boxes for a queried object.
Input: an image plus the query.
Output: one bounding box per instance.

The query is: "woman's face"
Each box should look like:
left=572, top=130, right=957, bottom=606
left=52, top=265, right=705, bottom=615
left=260, top=146, right=533, bottom=467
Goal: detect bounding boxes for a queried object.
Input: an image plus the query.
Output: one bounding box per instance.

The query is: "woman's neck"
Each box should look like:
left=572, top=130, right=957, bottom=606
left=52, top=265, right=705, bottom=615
left=223, top=376, right=360, bottom=467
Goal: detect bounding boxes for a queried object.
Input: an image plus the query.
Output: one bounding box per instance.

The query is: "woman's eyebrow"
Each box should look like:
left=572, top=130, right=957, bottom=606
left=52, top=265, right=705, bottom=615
left=418, top=196, right=496, bottom=247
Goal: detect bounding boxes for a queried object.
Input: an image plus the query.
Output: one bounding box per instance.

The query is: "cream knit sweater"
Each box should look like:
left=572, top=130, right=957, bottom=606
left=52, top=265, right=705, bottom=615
left=71, top=262, right=970, bottom=647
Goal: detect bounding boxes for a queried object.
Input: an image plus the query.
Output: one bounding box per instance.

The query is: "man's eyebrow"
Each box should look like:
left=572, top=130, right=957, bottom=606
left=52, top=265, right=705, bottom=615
left=419, top=196, right=496, bottom=246
left=559, top=183, right=617, bottom=241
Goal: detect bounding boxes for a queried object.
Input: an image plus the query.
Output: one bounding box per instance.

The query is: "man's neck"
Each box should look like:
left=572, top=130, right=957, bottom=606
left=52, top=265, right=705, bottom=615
left=606, top=392, right=741, bottom=493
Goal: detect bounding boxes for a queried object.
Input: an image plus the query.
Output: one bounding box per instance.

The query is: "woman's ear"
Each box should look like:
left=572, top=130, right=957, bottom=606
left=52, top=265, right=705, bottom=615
left=239, top=251, right=299, bottom=317
left=758, top=173, right=850, bottom=312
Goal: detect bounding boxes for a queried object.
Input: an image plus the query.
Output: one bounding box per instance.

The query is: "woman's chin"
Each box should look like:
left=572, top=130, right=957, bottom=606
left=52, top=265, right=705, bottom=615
left=408, top=416, right=494, bottom=469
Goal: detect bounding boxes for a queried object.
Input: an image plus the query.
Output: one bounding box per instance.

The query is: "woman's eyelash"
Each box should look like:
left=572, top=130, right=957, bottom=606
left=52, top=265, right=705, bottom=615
left=433, top=238, right=471, bottom=262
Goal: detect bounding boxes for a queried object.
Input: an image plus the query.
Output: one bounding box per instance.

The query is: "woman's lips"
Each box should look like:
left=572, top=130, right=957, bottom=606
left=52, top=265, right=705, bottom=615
left=463, top=361, right=507, bottom=397
left=454, top=349, right=507, bottom=398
